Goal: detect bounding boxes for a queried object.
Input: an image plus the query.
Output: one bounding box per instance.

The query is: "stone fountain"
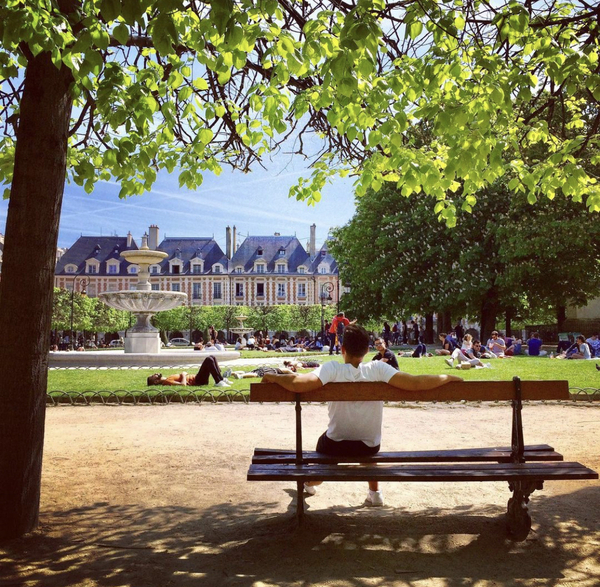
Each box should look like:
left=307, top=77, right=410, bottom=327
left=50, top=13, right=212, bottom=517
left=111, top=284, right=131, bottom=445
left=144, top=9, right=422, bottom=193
left=229, top=315, right=254, bottom=347
left=99, top=235, right=187, bottom=353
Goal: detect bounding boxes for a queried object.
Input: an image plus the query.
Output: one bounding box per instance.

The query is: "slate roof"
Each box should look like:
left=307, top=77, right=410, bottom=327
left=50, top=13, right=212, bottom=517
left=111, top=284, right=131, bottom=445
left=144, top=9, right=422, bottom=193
left=230, top=236, right=310, bottom=273
left=55, top=236, right=138, bottom=276
left=156, top=238, right=227, bottom=274
left=309, top=238, right=338, bottom=274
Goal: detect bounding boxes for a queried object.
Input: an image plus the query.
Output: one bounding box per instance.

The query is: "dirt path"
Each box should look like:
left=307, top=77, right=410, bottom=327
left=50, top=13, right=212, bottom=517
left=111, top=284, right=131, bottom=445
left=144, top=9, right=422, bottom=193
left=2, top=403, right=599, bottom=586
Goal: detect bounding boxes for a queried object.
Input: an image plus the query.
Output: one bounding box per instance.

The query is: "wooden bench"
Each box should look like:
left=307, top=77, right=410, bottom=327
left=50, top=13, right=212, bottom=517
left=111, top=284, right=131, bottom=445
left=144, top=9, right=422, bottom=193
left=247, top=377, right=597, bottom=541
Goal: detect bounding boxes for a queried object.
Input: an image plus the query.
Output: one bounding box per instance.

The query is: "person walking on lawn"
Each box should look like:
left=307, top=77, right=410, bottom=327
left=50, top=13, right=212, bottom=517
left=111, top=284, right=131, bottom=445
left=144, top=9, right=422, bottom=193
left=261, top=324, right=462, bottom=506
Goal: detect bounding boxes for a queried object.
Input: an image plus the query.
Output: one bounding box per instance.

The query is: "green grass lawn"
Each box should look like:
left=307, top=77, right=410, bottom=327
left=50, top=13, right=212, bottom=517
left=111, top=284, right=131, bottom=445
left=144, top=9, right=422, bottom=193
left=47, top=352, right=600, bottom=395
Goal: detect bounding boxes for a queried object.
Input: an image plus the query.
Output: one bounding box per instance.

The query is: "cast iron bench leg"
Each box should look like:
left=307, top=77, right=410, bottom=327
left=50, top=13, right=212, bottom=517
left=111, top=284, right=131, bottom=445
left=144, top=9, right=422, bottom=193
left=506, top=479, right=543, bottom=541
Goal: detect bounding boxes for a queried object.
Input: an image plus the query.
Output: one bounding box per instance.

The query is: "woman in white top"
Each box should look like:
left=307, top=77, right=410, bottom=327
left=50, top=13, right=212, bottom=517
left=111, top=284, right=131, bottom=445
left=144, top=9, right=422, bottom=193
left=568, top=335, right=592, bottom=360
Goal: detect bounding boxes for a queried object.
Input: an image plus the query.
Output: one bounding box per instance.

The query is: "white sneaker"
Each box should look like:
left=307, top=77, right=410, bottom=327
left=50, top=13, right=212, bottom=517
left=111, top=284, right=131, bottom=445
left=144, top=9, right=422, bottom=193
left=222, top=378, right=232, bottom=384
left=445, top=358, right=453, bottom=368
left=304, top=483, right=317, bottom=496
left=216, top=380, right=231, bottom=388
left=366, top=489, right=384, bottom=506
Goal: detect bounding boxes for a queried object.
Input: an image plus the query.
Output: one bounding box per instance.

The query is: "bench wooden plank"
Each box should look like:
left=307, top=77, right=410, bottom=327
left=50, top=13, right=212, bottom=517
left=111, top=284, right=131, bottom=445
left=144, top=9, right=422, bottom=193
left=253, top=444, right=557, bottom=455
left=250, top=380, right=570, bottom=403
left=248, top=461, right=598, bottom=483
left=252, top=447, right=565, bottom=464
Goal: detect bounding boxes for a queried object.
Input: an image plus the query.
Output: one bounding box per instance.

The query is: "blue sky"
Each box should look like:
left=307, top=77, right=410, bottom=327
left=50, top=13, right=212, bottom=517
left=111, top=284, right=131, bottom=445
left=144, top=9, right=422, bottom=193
left=1, top=161, right=357, bottom=252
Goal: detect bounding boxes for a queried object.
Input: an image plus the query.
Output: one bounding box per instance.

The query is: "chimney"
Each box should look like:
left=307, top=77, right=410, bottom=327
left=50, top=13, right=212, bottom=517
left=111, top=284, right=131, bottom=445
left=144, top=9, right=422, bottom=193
left=226, top=226, right=232, bottom=259
left=309, top=223, right=316, bottom=256
left=233, top=225, right=237, bottom=253
left=126, top=231, right=133, bottom=248
left=148, top=225, right=159, bottom=249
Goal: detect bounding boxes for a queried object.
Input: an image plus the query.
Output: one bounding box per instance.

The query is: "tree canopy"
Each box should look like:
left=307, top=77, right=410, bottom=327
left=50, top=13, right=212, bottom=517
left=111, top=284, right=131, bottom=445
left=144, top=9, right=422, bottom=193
left=1, top=0, right=599, bottom=216
left=331, top=181, right=600, bottom=337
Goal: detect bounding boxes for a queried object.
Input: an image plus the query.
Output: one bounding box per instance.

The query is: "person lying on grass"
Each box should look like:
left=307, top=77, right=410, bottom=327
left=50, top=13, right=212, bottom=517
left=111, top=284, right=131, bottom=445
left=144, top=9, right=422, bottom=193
left=146, top=355, right=232, bottom=388
left=260, top=323, right=462, bottom=507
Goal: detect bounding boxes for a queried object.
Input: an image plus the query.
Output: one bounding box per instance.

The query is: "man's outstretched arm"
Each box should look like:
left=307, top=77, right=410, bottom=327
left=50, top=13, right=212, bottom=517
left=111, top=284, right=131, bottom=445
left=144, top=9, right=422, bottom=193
left=388, top=371, right=462, bottom=391
left=261, top=372, right=323, bottom=393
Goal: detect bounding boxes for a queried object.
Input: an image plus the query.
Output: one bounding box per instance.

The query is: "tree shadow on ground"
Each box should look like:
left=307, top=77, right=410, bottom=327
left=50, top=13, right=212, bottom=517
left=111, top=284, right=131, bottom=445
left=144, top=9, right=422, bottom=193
left=1, top=487, right=599, bottom=587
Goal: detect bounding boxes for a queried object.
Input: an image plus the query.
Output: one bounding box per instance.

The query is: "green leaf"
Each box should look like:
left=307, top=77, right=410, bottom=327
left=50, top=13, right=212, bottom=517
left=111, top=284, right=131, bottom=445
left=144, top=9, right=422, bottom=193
left=112, top=23, right=130, bottom=45
left=408, top=21, right=423, bottom=40
left=100, top=0, right=121, bottom=22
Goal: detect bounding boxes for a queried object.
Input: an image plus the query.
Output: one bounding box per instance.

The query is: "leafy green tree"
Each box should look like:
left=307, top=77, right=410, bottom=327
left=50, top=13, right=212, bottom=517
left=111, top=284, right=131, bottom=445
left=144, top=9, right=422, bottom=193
left=1, top=0, right=600, bottom=539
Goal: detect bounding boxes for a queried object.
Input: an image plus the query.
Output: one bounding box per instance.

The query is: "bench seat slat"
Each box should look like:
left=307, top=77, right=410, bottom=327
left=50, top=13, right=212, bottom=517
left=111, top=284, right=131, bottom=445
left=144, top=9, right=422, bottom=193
left=252, top=450, right=564, bottom=464
left=252, top=445, right=562, bottom=464
left=248, top=462, right=598, bottom=483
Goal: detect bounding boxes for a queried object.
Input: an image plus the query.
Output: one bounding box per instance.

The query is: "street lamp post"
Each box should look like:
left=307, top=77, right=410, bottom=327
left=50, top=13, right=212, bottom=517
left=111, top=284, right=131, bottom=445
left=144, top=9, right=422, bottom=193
left=69, top=275, right=87, bottom=349
left=319, top=281, right=334, bottom=337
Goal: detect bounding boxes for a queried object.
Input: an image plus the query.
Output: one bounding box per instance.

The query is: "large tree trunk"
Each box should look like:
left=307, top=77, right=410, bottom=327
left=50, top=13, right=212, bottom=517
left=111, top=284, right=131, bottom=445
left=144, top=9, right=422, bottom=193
left=479, top=298, right=498, bottom=343
left=424, top=313, right=434, bottom=344
left=557, top=305, right=567, bottom=332
left=0, top=52, right=73, bottom=539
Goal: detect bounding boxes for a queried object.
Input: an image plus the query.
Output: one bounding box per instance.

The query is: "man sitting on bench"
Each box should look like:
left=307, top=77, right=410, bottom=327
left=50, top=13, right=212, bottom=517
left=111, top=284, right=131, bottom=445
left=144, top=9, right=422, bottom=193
left=261, top=324, right=462, bottom=506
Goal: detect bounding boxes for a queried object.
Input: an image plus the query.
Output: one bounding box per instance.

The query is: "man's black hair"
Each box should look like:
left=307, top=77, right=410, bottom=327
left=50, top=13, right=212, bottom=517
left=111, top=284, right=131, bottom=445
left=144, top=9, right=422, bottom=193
left=342, top=324, right=369, bottom=357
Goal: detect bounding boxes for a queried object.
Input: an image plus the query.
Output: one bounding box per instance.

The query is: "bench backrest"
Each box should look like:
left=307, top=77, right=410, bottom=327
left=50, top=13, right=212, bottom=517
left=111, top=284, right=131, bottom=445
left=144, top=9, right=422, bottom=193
left=250, top=380, right=570, bottom=403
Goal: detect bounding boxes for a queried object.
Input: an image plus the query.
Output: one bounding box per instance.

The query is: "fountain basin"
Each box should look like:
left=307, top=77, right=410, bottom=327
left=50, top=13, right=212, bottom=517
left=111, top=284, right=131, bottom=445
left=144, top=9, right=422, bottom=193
left=99, top=291, right=187, bottom=321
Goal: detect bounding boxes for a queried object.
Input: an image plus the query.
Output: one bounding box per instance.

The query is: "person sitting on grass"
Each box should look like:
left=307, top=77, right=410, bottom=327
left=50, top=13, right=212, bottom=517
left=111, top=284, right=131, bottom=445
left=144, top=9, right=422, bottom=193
left=566, top=335, right=592, bottom=360
left=486, top=330, right=509, bottom=358
left=260, top=324, right=462, bottom=507
left=147, top=356, right=232, bottom=387
left=435, top=333, right=457, bottom=356
left=445, top=340, right=487, bottom=369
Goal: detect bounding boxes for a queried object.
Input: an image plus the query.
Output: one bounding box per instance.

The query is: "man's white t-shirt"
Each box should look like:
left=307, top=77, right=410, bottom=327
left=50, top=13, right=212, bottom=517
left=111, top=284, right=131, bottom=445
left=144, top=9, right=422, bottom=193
left=312, top=360, right=398, bottom=447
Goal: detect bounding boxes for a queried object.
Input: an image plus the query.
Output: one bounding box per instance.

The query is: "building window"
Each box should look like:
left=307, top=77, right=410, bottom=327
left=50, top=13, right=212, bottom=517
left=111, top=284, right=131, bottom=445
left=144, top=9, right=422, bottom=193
left=172, top=283, right=181, bottom=292
left=108, top=264, right=118, bottom=274
left=277, top=264, right=285, bottom=273
left=298, top=267, right=305, bottom=274
left=256, top=283, right=264, bottom=297
left=277, top=283, right=285, bottom=297
left=192, top=283, right=202, bottom=299
left=256, top=264, right=265, bottom=273
left=319, top=266, right=328, bottom=274
left=235, top=283, right=244, bottom=297
left=86, top=264, right=97, bottom=274
left=192, top=264, right=202, bottom=274
left=279, top=248, right=285, bottom=256
left=151, top=283, right=160, bottom=291
left=321, top=250, right=326, bottom=257
left=128, top=266, right=137, bottom=274
left=213, top=265, right=222, bottom=274
left=213, top=283, right=222, bottom=299
left=151, top=265, right=160, bottom=274
left=66, top=265, right=76, bottom=273
left=172, top=264, right=180, bottom=274
left=257, top=247, right=263, bottom=256
left=235, top=267, right=243, bottom=274
left=298, top=283, right=306, bottom=297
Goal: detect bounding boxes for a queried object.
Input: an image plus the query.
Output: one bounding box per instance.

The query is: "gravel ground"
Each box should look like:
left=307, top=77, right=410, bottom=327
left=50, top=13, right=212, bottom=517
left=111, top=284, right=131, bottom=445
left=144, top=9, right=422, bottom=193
left=1, top=402, right=599, bottom=587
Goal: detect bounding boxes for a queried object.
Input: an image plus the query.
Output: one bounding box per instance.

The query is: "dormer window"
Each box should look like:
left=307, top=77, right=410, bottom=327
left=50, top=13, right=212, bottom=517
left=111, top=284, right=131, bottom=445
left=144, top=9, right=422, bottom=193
left=128, top=266, right=137, bottom=274
left=257, top=247, right=263, bottom=256
left=213, top=264, right=222, bottom=274
left=235, top=266, right=243, bottom=274
left=65, top=264, right=77, bottom=274
left=86, top=264, right=97, bottom=274
left=278, top=248, right=285, bottom=256
left=169, top=258, right=183, bottom=274
left=276, top=263, right=286, bottom=273
left=319, top=266, right=328, bottom=274
left=255, top=263, right=265, bottom=273
left=85, top=259, right=100, bottom=274
left=321, top=250, right=327, bottom=257
left=151, top=265, right=160, bottom=274
left=107, top=260, right=120, bottom=274
left=297, top=266, right=306, bottom=274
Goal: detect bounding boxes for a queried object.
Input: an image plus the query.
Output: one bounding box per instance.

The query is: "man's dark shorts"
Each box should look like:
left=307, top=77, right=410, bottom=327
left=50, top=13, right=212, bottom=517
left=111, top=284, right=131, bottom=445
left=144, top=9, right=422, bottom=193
left=316, top=432, right=380, bottom=457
